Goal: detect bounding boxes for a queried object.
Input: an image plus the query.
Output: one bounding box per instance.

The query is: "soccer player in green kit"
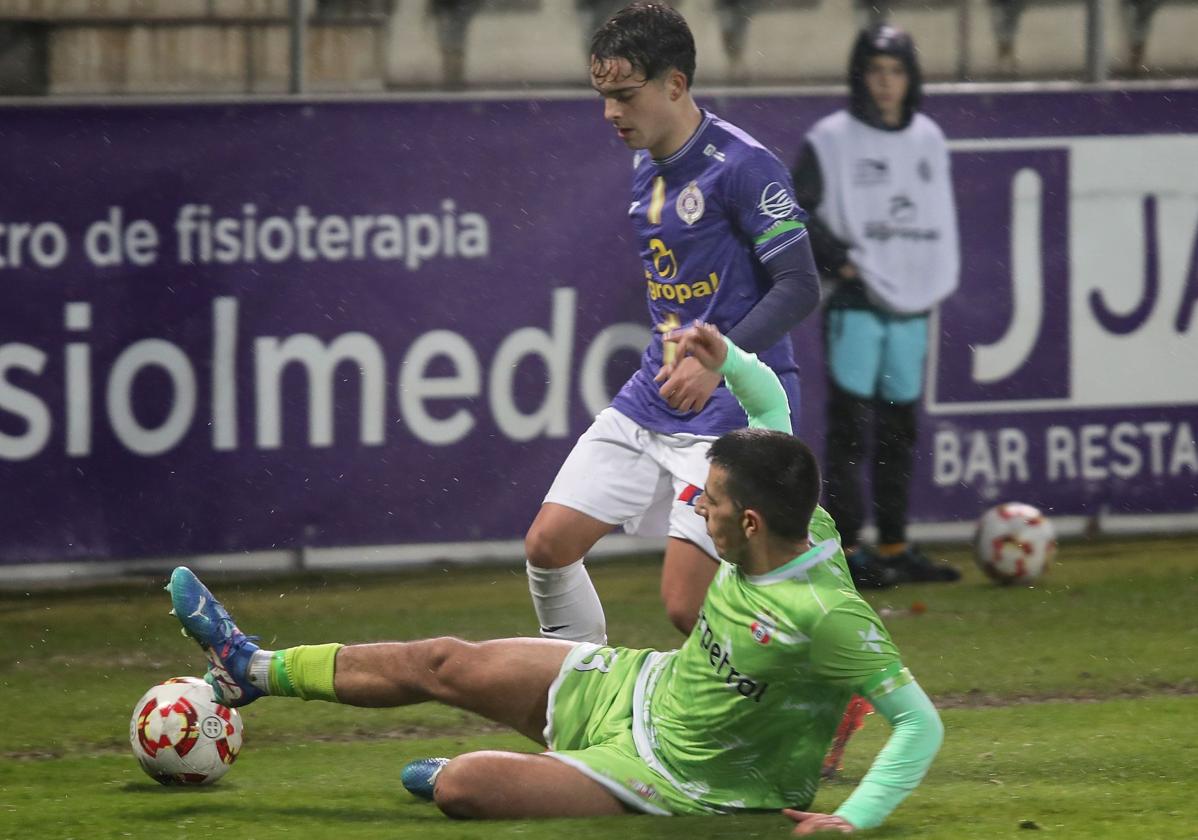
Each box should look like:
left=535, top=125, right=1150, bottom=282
left=167, top=323, right=943, bottom=834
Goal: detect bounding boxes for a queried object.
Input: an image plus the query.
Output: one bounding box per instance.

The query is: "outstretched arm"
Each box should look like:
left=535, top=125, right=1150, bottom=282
left=789, top=601, right=946, bottom=834
left=839, top=681, right=943, bottom=829
left=783, top=681, right=943, bottom=835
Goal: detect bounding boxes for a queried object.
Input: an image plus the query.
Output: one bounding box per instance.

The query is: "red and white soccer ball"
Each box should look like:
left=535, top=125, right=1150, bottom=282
left=129, top=677, right=243, bottom=785
left=973, top=502, right=1057, bottom=585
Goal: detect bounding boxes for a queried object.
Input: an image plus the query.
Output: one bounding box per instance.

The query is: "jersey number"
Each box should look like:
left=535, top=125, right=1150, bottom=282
left=574, top=650, right=615, bottom=674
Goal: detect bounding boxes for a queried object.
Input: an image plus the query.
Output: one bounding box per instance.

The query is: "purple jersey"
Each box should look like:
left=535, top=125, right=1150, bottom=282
left=611, top=111, right=808, bottom=435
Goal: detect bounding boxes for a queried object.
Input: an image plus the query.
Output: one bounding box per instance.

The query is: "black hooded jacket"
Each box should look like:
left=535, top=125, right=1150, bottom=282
left=792, top=24, right=925, bottom=277
left=848, top=24, right=923, bottom=131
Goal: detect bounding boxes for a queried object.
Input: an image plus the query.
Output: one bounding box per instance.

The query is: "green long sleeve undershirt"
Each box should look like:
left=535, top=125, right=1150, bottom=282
left=834, top=680, right=944, bottom=829
left=715, top=336, right=793, bottom=433
left=717, top=335, right=944, bottom=830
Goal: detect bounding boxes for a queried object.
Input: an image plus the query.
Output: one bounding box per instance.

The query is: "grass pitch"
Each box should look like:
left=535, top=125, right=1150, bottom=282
left=2, top=535, right=1196, bottom=839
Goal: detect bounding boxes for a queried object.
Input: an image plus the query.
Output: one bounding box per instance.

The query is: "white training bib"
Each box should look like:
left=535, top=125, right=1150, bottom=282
left=808, top=111, right=959, bottom=314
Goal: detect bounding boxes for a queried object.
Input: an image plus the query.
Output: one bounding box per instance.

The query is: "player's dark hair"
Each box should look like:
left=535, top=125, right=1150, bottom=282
left=590, top=2, right=696, bottom=88
left=708, top=429, right=821, bottom=541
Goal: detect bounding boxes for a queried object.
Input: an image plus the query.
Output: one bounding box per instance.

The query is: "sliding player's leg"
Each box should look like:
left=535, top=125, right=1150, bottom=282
left=168, top=566, right=572, bottom=740
left=432, top=751, right=628, bottom=818
left=427, top=641, right=669, bottom=819
left=333, top=638, right=569, bottom=741
left=170, top=567, right=635, bottom=819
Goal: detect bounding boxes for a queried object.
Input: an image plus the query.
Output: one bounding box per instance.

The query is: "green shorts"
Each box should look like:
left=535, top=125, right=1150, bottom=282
left=543, top=643, right=717, bottom=816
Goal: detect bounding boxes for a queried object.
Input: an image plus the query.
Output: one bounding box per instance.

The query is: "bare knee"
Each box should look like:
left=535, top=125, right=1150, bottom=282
left=409, top=636, right=477, bottom=695
left=525, top=519, right=568, bottom=569
left=433, top=754, right=490, bottom=819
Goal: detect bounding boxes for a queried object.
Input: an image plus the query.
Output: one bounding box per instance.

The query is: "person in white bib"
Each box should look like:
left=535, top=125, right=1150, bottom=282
left=791, top=23, right=960, bottom=589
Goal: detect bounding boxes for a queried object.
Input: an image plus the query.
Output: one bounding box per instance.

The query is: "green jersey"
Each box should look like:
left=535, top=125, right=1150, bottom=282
left=613, top=336, right=913, bottom=811
left=544, top=338, right=939, bottom=823
left=639, top=521, right=911, bottom=811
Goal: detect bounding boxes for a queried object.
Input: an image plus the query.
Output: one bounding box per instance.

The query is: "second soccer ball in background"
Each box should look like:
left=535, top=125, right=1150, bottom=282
left=973, top=502, right=1057, bottom=585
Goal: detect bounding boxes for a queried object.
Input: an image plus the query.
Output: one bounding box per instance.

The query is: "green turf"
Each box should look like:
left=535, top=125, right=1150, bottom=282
left=2, top=535, right=1196, bottom=838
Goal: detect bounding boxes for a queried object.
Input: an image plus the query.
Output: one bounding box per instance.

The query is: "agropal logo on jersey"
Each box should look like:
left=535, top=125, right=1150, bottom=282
left=644, top=236, right=722, bottom=306
left=649, top=238, right=678, bottom=279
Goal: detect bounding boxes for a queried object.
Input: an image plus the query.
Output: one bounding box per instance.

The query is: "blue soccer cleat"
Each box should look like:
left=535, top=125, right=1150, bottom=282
left=401, top=757, right=451, bottom=801
left=167, top=566, right=264, bottom=708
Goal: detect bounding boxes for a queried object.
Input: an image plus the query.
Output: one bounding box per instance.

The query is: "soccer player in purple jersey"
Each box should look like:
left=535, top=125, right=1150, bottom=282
left=525, top=2, right=821, bottom=642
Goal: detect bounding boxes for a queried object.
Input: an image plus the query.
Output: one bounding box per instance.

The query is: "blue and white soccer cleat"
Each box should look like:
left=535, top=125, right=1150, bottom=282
left=400, top=757, right=451, bottom=801
left=167, top=566, right=264, bottom=708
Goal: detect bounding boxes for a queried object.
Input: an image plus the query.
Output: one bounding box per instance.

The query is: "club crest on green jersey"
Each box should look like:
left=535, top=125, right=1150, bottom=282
left=750, top=616, right=773, bottom=645
left=750, top=611, right=809, bottom=646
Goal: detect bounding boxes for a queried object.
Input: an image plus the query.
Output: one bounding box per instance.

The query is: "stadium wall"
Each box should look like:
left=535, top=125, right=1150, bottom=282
left=1, top=83, right=1196, bottom=582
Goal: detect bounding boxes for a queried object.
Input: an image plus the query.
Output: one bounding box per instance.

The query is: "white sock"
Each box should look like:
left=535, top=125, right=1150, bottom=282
left=526, top=557, right=607, bottom=644
left=246, top=649, right=274, bottom=692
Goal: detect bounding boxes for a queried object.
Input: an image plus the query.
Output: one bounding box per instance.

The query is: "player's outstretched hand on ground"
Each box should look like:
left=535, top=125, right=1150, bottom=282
left=782, top=809, right=855, bottom=835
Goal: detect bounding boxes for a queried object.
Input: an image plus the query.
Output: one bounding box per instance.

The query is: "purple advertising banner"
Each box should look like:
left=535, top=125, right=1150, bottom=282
left=2, top=87, right=1197, bottom=567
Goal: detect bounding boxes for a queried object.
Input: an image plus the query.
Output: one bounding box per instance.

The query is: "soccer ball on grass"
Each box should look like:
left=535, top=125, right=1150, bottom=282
left=129, top=676, right=243, bottom=785
left=973, top=502, right=1056, bottom=585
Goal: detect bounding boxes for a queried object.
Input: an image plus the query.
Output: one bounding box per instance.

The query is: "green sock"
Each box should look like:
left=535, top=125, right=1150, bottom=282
left=268, top=643, right=343, bottom=702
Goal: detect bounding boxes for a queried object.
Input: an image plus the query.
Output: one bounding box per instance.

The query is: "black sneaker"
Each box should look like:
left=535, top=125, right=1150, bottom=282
left=889, top=545, right=961, bottom=583
left=847, top=546, right=904, bottom=589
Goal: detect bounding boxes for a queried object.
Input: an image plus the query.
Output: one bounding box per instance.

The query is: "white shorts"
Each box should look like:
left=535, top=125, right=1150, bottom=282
left=544, top=408, right=719, bottom=560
